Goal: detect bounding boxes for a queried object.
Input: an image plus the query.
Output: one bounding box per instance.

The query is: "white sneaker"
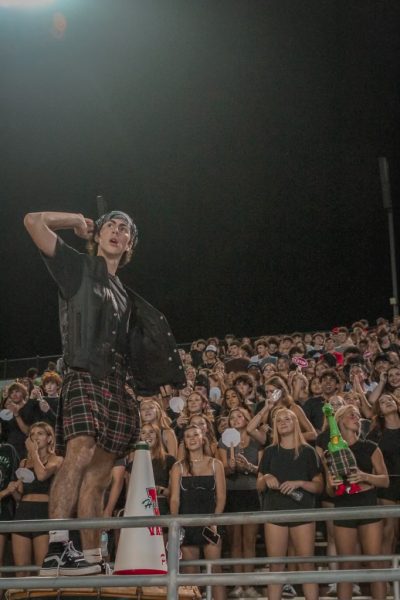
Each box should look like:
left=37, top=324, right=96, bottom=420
left=244, top=586, right=260, bottom=598
left=352, top=583, right=362, bottom=596
left=326, top=583, right=337, bottom=596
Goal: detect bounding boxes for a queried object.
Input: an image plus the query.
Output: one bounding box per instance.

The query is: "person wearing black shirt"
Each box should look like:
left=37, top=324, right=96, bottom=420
left=257, top=408, right=322, bottom=600
left=327, top=405, right=389, bottom=600
left=367, top=394, right=400, bottom=560
left=24, top=210, right=184, bottom=576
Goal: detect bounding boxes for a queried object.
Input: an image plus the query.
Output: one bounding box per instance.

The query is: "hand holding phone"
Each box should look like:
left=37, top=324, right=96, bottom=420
left=202, top=526, right=220, bottom=545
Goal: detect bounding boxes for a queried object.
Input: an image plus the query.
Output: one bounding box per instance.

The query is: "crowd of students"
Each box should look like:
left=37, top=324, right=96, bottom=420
left=1, top=316, right=400, bottom=599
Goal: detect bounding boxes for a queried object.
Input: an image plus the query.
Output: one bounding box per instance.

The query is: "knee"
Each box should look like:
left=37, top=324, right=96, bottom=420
left=64, top=443, right=94, bottom=471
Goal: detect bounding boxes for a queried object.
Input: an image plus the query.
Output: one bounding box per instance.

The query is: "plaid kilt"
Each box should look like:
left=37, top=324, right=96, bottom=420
left=56, top=359, right=140, bottom=457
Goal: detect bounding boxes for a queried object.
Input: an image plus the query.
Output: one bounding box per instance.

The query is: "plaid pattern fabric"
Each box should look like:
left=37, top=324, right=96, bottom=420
left=56, top=359, right=140, bottom=456
left=325, top=447, right=358, bottom=480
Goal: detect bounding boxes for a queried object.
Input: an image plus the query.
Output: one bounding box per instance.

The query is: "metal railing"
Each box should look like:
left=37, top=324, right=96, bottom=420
left=1, top=505, right=400, bottom=599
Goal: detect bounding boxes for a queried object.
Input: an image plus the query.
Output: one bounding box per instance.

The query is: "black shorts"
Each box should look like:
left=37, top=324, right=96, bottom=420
left=14, top=501, right=49, bottom=538
left=181, top=526, right=222, bottom=547
left=56, top=359, right=139, bottom=456
left=334, top=489, right=381, bottom=529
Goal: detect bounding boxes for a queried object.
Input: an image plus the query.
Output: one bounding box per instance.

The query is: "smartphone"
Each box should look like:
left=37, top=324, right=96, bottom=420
left=202, top=526, right=220, bottom=545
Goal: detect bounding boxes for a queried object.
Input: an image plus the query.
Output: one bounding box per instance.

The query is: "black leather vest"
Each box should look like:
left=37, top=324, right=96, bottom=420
left=58, top=254, right=186, bottom=394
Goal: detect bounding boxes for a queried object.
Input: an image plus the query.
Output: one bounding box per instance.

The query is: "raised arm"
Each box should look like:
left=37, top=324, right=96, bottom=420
left=292, top=404, right=317, bottom=441
left=24, top=211, right=94, bottom=257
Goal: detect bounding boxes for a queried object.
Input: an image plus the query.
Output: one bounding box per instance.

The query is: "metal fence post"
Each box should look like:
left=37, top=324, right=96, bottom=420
left=167, top=519, right=180, bottom=600
left=393, top=555, right=400, bottom=600
left=206, top=561, right=212, bottom=600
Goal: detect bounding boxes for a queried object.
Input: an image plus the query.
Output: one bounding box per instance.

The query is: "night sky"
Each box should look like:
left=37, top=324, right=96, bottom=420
left=1, top=0, right=400, bottom=361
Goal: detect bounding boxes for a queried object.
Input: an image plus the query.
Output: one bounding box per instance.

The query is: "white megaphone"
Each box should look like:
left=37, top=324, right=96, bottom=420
left=114, top=441, right=167, bottom=575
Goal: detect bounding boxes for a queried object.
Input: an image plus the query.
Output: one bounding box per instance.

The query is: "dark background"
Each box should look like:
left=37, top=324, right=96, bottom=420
left=1, top=0, right=400, bottom=359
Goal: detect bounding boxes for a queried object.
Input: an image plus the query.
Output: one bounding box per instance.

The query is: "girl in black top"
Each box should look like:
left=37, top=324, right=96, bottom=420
left=329, top=405, right=389, bottom=600
left=11, top=422, right=63, bottom=576
left=367, top=394, right=400, bottom=559
left=257, top=408, right=322, bottom=600
left=219, top=407, right=262, bottom=600
left=170, top=425, right=226, bottom=600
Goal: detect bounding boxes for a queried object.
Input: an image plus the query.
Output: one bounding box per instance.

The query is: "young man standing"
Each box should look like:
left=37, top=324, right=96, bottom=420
left=24, top=210, right=185, bottom=576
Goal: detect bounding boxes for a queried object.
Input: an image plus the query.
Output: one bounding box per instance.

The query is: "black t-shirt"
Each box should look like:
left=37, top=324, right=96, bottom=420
left=19, top=397, right=58, bottom=429
left=42, top=237, right=131, bottom=355
left=367, top=427, right=400, bottom=476
left=152, top=455, right=176, bottom=489
left=2, top=418, right=27, bottom=460
left=316, top=429, right=330, bottom=452
left=303, top=396, right=325, bottom=431
left=348, top=439, right=377, bottom=473
left=259, top=444, right=321, bottom=511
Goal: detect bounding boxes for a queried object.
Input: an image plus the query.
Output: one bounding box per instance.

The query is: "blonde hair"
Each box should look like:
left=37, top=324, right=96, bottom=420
left=335, top=404, right=360, bottom=435
left=29, top=422, right=56, bottom=454
left=180, top=425, right=210, bottom=475
left=228, top=406, right=252, bottom=428
left=140, top=399, right=172, bottom=430
left=264, top=375, right=293, bottom=407
left=181, top=391, right=214, bottom=421
left=271, top=408, right=306, bottom=457
left=140, top=423, right=167, bottom=466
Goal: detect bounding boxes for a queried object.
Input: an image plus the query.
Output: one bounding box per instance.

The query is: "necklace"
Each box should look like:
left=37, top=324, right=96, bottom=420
left=190, top=457, right=205, bottom=463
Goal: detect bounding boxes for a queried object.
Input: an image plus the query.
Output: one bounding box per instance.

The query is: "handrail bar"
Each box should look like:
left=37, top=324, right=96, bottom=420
left=3, top=553, right=397, bottom=573
left=2, top=504, right=400, bottom=533
left=182, top=554, right=398, bottom=567
left=1, top=568, right=399, bottom=591
left=2, top=506, right=400, bottom=596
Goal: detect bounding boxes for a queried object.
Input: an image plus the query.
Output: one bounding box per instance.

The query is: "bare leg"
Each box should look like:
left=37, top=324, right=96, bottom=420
left=290, top=523, right=318, bottom=600
left=33, top=534, right=50, bottom=568
left=77, top=446, right=116, bottom=549
left=12, top=533, right=32, bottom=577
left=322, top=501, right=337, bottom=571
left=242, top=523, right=258, bottom=572
left=229, top=524, right=243, bottom=572
left=265, top=522, right=289, bottom=600
left=334, top=524, right=358, bottom=600
left=358, top=520, right=386, bottom=600
left=181, top=545, right=200, bottom=575
left=204, top=539, right=226, bottom=600
left=379, top=499, right=397, bottom=560
left=49, top=436, right=95, bottom=519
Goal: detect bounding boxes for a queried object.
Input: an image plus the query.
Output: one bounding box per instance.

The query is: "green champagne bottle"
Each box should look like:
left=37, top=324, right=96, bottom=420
left=322, top=403, right=349, bottom=453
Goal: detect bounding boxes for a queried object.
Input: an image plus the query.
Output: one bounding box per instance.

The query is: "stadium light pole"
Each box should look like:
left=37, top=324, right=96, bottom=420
left=379, top=156, right=399, bottom=320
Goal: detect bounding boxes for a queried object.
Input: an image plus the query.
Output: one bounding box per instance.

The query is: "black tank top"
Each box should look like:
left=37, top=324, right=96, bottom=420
left=21, top=465, right=52, bottom=496
left=179, top=460, right=216, bottom=515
